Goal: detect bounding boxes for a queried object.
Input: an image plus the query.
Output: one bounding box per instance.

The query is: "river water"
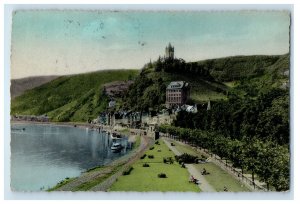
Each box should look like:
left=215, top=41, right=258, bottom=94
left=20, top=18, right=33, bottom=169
left=10, top=123, right=129, bottom=191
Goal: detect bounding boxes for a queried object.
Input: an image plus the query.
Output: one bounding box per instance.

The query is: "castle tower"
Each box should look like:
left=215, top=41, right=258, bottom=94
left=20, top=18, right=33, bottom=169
left=165, top=43, right=174, bottom=60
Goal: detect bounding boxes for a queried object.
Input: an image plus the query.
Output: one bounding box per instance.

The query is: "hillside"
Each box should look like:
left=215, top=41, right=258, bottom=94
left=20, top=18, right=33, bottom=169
left=196, top=54, right=289, bottom=82
left=11, top=75, right=60, bottom=99
left=11, top=54, right=289, bottom=122
left=147, top=71, right=227, bottom=103
left=120, top=53, right=289, bottom=116
left=11, top=70, right=139, bottom=122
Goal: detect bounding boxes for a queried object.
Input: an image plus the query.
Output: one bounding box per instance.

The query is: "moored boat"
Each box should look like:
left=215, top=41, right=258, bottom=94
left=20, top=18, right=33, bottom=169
left=111, top=142, right=123, bottom=153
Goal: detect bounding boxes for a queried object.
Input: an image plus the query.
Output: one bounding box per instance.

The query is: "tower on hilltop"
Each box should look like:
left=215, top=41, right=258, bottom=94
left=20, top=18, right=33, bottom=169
left=165, top=43, right=174, bottom=60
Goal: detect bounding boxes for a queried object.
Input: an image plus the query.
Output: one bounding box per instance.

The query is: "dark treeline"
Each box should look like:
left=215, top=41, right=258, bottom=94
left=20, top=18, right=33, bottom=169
left=175, top=88, right=289, bottom=145
left=153, top=57, right=214, bottom=80
left=122, top=73, right=166, bottom=114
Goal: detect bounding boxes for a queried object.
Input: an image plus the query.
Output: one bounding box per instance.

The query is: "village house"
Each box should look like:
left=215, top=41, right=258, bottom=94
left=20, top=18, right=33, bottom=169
left=108, top=99, right=116, bottom=108
left=166, top=81, right=190, bottom=108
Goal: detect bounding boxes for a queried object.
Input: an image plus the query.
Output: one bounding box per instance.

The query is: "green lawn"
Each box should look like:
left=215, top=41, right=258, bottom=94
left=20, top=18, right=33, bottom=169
left=109, top=139, right=200, bottom=192
left=194, top=163, right=250, bottom=192
left=173, top=141, right=204, bottom=157
left=172, top=140, right=250, bottom=192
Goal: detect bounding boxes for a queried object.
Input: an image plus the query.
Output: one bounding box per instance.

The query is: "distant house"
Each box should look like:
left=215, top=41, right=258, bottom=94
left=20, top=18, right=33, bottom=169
left=103, top=81, right=134, bottom=98
left=166, top=81, right=190, bottom=108
left=181, top=104, right=198, bottom=113
left=109, top=99, right=116, bottom=108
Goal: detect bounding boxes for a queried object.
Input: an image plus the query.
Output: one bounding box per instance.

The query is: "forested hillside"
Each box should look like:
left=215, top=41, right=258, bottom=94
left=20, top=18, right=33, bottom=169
left=121, top=54, right=289, bottom=113
left=158, top=54, right=290, bottom=191
left=11, top=70, right=138, bottom=122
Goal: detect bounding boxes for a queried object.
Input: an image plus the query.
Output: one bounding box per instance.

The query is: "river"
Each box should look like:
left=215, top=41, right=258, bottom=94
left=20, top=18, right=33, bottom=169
left=10, top=123, right=129, bottom=191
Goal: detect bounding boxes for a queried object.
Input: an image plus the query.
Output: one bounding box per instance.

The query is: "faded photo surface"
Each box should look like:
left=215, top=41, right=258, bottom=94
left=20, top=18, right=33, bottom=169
left=10, top=9, right=290, bottom=193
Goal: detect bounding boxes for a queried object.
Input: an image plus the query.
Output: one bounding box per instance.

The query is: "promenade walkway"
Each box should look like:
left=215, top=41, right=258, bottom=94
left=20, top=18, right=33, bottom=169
left=163, top=138, right=215, bottom=192
left=163, top=136, right=262, bottom=191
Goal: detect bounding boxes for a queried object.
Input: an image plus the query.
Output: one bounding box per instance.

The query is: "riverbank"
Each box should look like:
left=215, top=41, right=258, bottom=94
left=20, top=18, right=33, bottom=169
left=49, top=134, right=152, bottom=191
left=11, top=120, right=151, bottom=191
left=11, top=120, right=139, bottom=143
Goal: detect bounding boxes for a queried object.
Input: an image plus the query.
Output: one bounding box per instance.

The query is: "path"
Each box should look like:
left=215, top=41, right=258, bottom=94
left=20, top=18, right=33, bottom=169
left=163, top=138, right=215, bottom=192
left=164, top=137, right=258, bottom=191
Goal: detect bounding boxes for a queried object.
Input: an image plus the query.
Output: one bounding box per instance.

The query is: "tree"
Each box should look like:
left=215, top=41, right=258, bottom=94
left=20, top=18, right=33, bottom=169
left=244, top=140, right=261, bottom=188
left=155, top=56, right=163, bottom=72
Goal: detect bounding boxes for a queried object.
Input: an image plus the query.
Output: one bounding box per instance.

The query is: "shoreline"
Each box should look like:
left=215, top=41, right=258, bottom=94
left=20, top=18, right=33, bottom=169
left=11, top=120, right=141, bottom=140
left=11, top=120, right=144, bottom=191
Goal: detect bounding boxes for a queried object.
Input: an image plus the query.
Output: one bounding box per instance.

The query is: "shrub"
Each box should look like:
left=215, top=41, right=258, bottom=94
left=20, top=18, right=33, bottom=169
left=201, top=155, right=207, bottom=160
left=163, top=157, right=174, bottom=164
left=149, top=147, right=154, bottom=150
left=199, top=155, right=207, bottom=162
left=122, top=166, right=133, bottom=175
left=175, top=153, right=198, bottom=164
left=158, top=173, right=167, bottom=178
left=148, top=155, right=154, bottom=159
left=155, top=141, right=160, bottom=145
left=140, top=154, right=147, bottom=159
left=143, top=163, right=150, bottom=167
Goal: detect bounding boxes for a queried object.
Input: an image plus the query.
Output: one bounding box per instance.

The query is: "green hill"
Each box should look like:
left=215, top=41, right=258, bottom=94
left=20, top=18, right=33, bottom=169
left=197, top=54, right=288, bottom=82
left=124, top=54, right=289, bottom=107
left=11, top=70, right=139, bottom=122
left=146, top=71, right=228, bottom=103
left=11, top=54, right=289, bottom=122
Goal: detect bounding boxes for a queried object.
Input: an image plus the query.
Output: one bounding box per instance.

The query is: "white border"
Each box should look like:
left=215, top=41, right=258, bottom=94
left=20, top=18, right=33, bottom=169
left=1, top=1, right=298, bottom=202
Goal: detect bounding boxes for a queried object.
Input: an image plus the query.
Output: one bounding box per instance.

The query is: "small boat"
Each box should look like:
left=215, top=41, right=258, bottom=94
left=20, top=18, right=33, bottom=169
left=111, top=142, right=123, bottom=153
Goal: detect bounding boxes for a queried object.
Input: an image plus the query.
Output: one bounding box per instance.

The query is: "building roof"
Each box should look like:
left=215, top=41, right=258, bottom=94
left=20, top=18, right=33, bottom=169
left=167, top=81, right=189, bottom=90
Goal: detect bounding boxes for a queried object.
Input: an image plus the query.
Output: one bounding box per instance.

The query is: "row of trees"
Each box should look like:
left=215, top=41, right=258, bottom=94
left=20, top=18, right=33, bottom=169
left=150, top=57, right=212, bottom=80
left=158, top=125, right=289, bottom=191
left=175, top=88, right=289, bottom=145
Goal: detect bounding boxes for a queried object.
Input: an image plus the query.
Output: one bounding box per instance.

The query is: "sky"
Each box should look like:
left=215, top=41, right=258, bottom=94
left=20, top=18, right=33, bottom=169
left=10, top=10, right=290, bottom=79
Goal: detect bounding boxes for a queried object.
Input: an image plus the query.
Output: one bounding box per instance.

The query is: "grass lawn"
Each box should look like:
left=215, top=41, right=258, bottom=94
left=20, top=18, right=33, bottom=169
left=194, top=163, right=250, bottom=192
left=109, top=139, right=200, bottom=192
left=191, top=90, right=226, bottom=103
left=173, top=141, right=204, bottom=157
left=173, top=140, right=250, bottom=192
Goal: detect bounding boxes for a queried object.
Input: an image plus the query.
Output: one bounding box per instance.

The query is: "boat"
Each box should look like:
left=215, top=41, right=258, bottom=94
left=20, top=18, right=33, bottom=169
left=111, top=142, right=123, bottom=153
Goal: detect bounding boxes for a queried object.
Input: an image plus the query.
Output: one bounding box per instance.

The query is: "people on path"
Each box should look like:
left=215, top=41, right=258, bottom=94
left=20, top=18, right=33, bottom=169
left=189, top=175, right=199, bottom=184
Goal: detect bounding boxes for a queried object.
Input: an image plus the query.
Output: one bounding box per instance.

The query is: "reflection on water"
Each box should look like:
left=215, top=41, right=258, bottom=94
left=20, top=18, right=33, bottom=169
left=11, top=123, right=129, bottom=191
